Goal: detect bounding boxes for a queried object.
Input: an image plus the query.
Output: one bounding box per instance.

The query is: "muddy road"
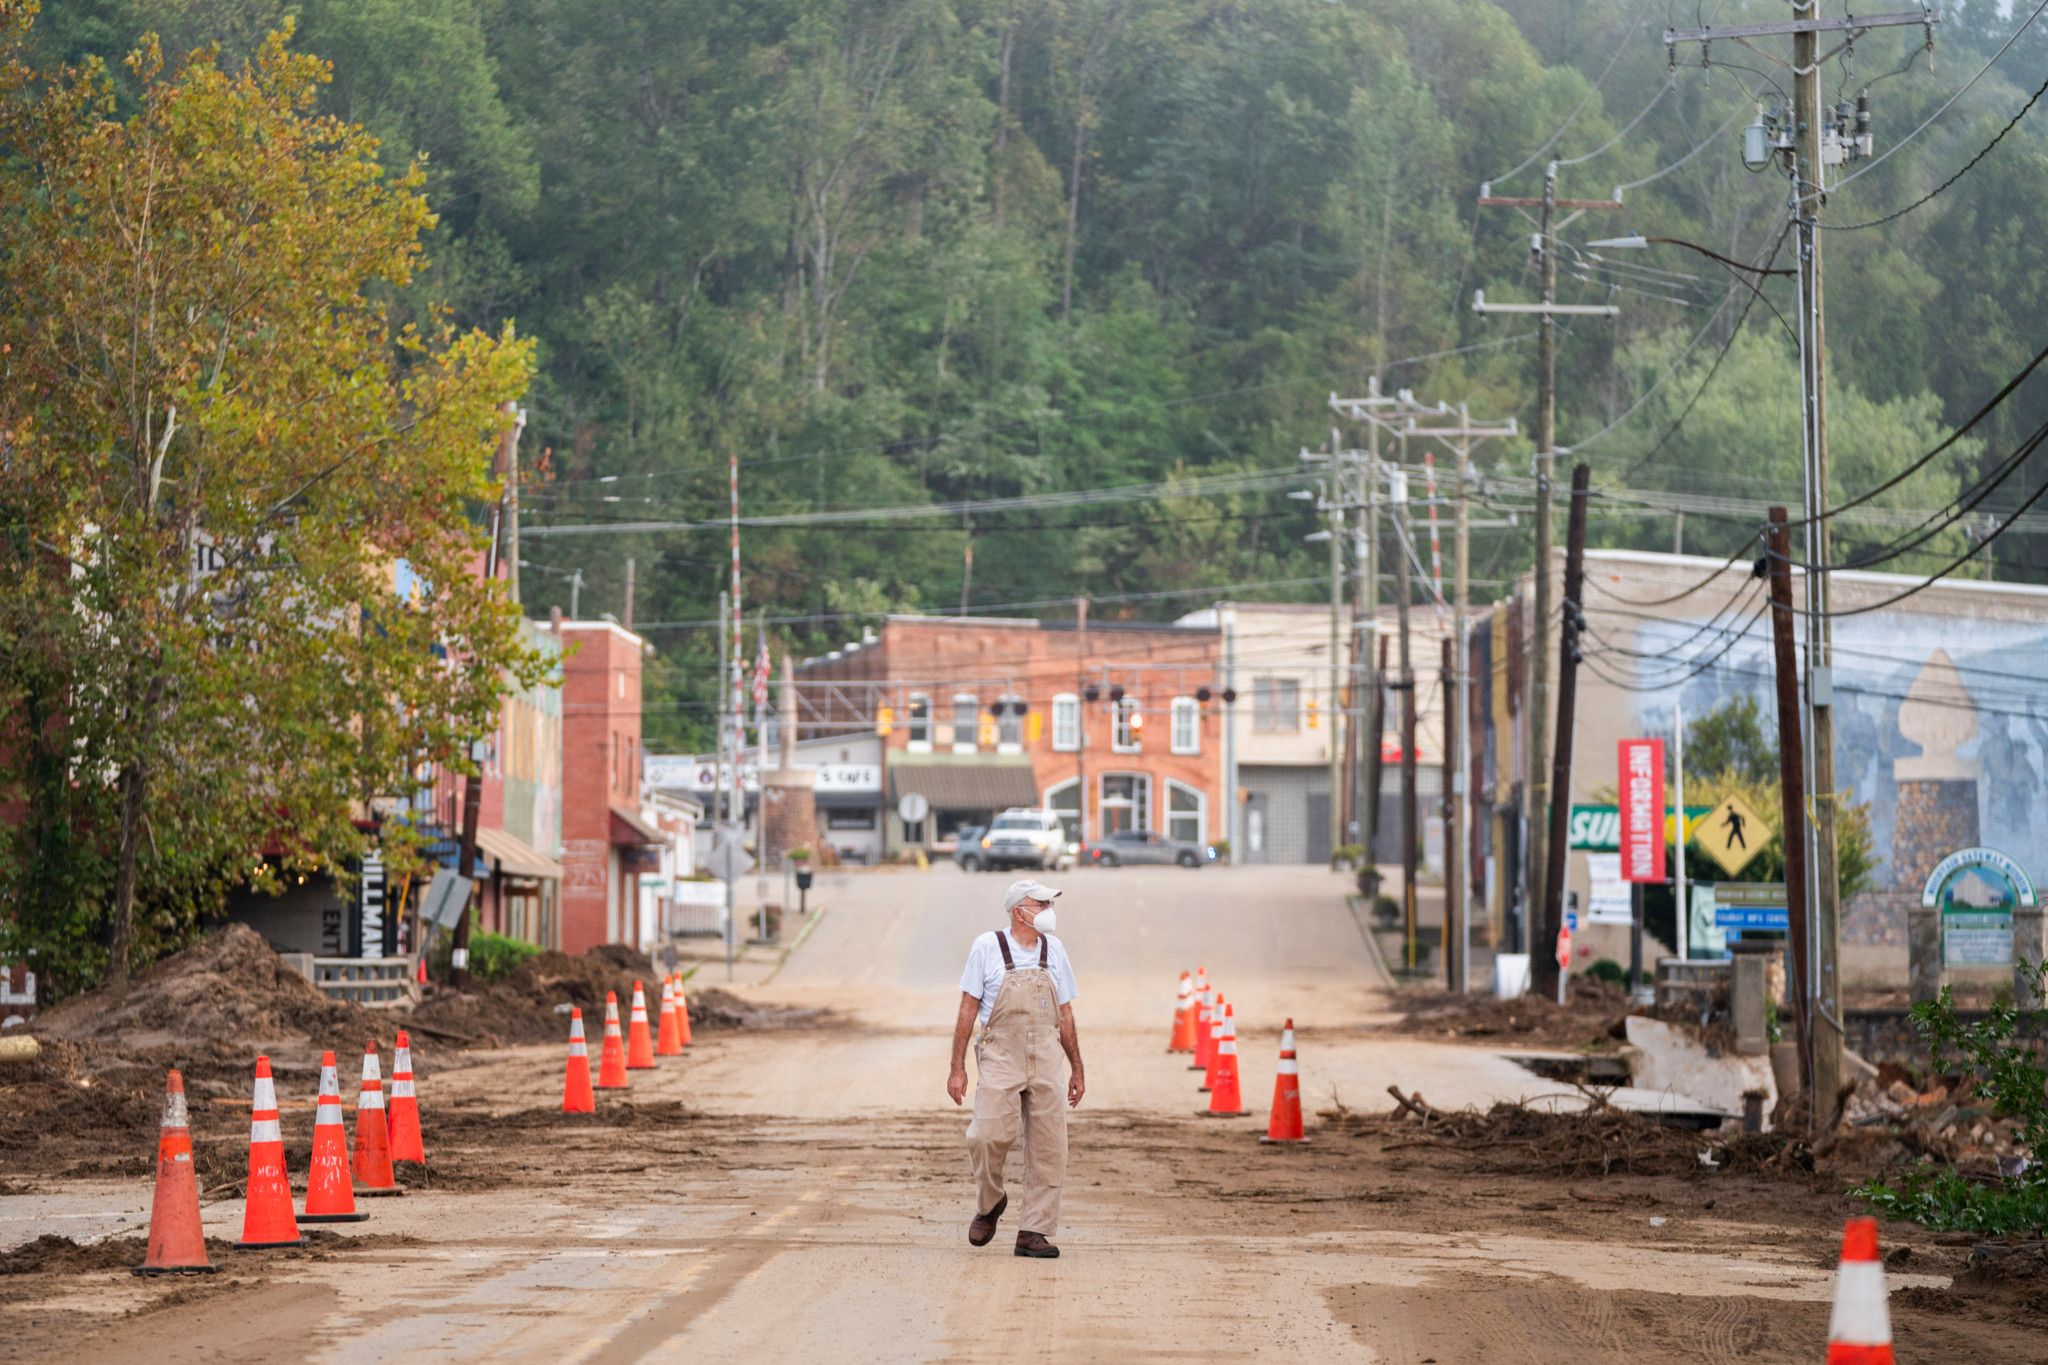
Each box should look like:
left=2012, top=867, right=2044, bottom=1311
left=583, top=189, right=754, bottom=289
left=3, top=866, right=2035, bottom=1361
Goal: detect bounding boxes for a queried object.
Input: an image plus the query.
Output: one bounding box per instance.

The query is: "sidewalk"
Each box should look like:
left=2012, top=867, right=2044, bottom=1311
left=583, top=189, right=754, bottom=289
left=657, top=891, right=831, bottom=988
left=1351, top=866, right=1503, bottom=994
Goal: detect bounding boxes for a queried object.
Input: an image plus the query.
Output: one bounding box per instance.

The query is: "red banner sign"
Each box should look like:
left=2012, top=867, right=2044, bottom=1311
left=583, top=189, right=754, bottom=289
left=1617, top=738, right=1666, bottom=883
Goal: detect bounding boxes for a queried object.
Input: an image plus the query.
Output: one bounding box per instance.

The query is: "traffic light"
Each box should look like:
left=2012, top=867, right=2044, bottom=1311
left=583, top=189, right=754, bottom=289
left=1305, top=697, right=1320, bottom=729
left=1025, top=712, right=1043, bottom=743
left=876, top=705, right=894, bottom=736
left=978, top=714, right=998, bottom=747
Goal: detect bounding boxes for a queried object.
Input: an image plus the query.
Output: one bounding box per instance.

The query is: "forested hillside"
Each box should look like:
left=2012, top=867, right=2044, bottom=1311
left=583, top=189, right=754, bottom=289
left=36, top=0, right=2048, bottom=749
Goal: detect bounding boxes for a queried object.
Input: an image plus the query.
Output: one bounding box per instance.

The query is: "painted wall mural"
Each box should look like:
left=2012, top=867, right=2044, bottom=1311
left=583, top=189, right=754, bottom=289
left=1616, top=610, right=2048, bottom=947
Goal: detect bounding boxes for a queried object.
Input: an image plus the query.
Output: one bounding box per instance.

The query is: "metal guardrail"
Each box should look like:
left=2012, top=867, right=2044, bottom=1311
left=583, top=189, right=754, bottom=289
left=312, top=956, right=420, bottom=1009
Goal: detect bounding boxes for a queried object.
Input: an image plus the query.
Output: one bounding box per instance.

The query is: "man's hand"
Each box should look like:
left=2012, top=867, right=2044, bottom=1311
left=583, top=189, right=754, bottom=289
left=947, top=1064, right=968, bottom=1106
left=1067, top=1068, right=1085, bottom=1109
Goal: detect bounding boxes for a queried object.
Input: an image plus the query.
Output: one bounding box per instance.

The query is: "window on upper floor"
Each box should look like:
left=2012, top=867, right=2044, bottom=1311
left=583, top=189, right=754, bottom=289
left=1170, top=696, right=1199, bottom=754
left=1052, top=694, right=1080, bottom=752
left=1252, top=676, right=1301, bottom=732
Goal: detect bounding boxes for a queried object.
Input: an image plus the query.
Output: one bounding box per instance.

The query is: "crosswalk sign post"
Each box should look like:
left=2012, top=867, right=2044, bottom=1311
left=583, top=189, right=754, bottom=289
left=1694, top=794, right=1773, bottom=878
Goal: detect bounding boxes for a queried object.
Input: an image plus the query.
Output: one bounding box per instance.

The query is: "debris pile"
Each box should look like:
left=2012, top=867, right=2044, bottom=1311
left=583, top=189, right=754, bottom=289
left=1387, top=978, right=1632, bottom=1050
left=35, top=924, right=371, bottom=1061
left=1358, top=1084, right=1815, bottom=1178
left=1839, top=1070, right=2030, bottom=1170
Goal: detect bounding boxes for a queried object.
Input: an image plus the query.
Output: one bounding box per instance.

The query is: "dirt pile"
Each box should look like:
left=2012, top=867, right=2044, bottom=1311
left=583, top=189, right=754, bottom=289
left=1385, top=978, right=1632, bottom=1051
left=36, top=924, right=372, bottom=1059
left=405, top=952, right=827, bottom=1048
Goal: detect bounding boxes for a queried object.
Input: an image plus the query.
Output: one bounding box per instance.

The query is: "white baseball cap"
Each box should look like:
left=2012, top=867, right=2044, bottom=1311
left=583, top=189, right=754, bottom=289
left=1004, top=879, right=1063, bottom=912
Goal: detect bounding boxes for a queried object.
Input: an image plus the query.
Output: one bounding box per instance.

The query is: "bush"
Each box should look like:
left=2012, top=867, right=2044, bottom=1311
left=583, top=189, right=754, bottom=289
left=1371, top=895, right=1401, bottom=929
left=1585, top=958, right=1627, bottom=985
left=428, top=918, right=543, bottom=983
left=1855, top=965, right=2048, bottom=1235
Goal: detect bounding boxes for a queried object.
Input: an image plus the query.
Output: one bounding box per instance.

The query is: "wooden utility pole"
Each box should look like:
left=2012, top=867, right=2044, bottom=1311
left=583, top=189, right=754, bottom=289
left=1405, top=402, right=1515, bottom=992
left=453, top=406, right=525, bottom=988
left=1533, top=463, right=1590, bottom=999
left=1476, top=170, right=1617, bottom=957
left=1663, top=0, right=1937, bottom=1141
left=1327, top=433, right=1345, bottom=860
left=1394, top=458, right=1418, bottom=972
left=1357, top=418, right=1382, bottom=871
left=622, top=556, right=636, bottom=630
left=1767, top=507, right=1816, bottom=1112
left=1441, top=635, right=1458, bottom=990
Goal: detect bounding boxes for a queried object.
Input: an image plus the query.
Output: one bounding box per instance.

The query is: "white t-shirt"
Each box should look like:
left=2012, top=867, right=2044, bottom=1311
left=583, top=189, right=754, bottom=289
left=959, top=929, right=1078, bottom=1026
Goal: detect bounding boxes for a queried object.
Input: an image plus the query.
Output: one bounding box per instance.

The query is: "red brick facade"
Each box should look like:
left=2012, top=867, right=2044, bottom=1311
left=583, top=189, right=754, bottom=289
left=800, top=615, right=1225, bottom=846
left=557, top=622, right=647, bottom=954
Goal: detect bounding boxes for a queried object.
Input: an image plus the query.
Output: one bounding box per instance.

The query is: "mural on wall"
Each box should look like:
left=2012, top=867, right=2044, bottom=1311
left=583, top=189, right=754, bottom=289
left=1619, top=610, right=2048, bottom=948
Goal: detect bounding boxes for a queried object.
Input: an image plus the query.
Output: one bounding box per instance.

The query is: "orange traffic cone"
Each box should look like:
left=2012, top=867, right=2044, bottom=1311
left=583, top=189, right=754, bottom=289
left=676, top=974, right=694, bottom=1047
left=301, top=1050, right=368, bottom=1223
left=1168, top=971, right=1194, bottom=1052
left=597, top=991, right=630, bottom=1088
left=627, top=980, right=657, bottom=1069
left=657, top=976, right=684, bottom=1056
left=388, top=1029, right=424, bottom=1164
left=353, top=1042, right=399, bottom=1195
left=1190, top=981, right=1215, bottom=1073
left=1826, top=1217, right=1895, bottom=1364
left=236, top=1055, right=305, bottom=1248
left=1260, top=1018, right=1307, bottom=1143
left=133, top=1070, right=216, bottom=1275
left=1201, top=1005, right=1251, bottom=1117
left=415, top=955, right=428, bottom=985
left=1201, top=993, right=1228, bottom=1092
left=563, top=1007, right=597, bottom=1112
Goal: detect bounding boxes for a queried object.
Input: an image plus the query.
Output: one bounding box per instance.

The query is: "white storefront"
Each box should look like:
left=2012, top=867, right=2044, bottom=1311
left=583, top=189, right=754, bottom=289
left=645, top=733, right=887, bottom=864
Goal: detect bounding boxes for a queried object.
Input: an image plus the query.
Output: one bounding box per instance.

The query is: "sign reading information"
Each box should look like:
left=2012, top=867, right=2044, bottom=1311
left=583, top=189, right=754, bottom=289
left=1616, top=739, right=1665, bottom=883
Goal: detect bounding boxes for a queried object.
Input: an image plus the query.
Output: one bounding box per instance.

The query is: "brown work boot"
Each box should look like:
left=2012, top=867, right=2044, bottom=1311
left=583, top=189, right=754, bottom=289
left=968, top=1194, right=1007, bottom=1247
left=1014, top=1231, right=1059, bottom=1259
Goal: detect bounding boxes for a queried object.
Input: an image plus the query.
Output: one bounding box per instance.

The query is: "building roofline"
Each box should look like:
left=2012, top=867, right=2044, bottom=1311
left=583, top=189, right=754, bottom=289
left=554, top=618, right=649, bottom=650
left=1581, top=548, right=2048, bottom=602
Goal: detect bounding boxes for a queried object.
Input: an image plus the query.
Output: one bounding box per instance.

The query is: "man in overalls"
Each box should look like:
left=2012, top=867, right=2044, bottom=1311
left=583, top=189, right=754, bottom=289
left=947, top=879, right=1083, bottom=1259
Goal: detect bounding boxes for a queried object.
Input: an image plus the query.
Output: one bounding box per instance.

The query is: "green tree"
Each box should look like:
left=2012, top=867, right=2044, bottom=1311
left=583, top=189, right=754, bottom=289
left=0, top=10, right=537, bottom=988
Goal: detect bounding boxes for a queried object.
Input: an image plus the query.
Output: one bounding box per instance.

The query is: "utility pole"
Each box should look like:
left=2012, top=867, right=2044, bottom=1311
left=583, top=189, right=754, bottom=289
left=453, top=406, right=525, bottom=989
left=1327, top=430, right=1346, bottom=862
left=1406, top=401, right=1518, bottom=992
left=1534, top=464, right=1589, bottom=1000
left=715, top=589, right=730, bottom=834
left=1330, top=381, right=1401, bottom=887
left=568, top=567, right=582, bottom=620
left=622, top=556, right=636, bottom=631
left=1767, top=507, right=1815, bottom=1112
left=1393, top=452, right=1418, bottom=972
left=1358, top=417, right=1381, bottom=872
left=1476, top=168, right=1617, bottom=956
left=1440, top=634, right=1458, bottom=990
left=1221, top=604, right=1238, bottom=865
left=1662, top=0, right=1936, bottom=1136
left=1076, top=595, right=1090, bottom=850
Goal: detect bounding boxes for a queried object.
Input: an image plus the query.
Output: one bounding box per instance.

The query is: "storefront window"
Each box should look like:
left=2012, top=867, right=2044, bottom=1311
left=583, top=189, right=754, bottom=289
left=1099, top=772, right=1151, bottom=835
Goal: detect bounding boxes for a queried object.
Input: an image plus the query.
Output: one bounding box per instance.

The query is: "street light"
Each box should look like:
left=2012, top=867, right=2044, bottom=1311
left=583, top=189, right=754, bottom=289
left=1586, top=235, right=1792, bottom=277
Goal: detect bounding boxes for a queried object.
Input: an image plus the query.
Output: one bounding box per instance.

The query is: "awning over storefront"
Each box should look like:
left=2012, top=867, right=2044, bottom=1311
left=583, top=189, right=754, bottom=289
left=474, top=826, right=564, bottom=881
left=610, top=806, right=669, bottom=846
left=887, top=756, right=1039, bottom=812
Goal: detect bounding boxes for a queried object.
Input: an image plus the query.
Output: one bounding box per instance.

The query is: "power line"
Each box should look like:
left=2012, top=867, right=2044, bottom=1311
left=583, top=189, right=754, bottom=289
left=1824, top=67, right=2048, bottom=231
left=1830, top=0, right=2048, bottom=192
left=1483, top=0, right=1658, bottom=187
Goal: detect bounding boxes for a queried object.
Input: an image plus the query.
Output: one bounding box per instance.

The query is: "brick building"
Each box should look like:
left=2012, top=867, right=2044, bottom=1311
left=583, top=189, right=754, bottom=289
left=557, top=620, right=665, bottom=954
left=798, top=614, right=1226, bottom=854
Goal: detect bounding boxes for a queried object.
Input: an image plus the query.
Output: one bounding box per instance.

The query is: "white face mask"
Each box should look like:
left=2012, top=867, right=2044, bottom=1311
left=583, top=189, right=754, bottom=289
left=1029, top=907, right=1057, bottom=935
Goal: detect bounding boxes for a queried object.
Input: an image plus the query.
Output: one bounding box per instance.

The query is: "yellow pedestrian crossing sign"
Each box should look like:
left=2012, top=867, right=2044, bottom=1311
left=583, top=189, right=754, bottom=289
left=1694, top=793, right=1773, bottom=877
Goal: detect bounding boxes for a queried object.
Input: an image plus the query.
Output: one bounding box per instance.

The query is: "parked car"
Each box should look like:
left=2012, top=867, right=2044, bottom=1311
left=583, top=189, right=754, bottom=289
left=1083, top=829, right=1214, bottom=868
left=974, top=808, right=1071, bottom=871
left=952, top=826, right=988, bottom=872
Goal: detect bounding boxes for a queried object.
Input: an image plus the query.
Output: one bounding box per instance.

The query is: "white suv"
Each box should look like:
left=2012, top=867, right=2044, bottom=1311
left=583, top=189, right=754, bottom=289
left=973, top=808, right=1071, bottom=872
